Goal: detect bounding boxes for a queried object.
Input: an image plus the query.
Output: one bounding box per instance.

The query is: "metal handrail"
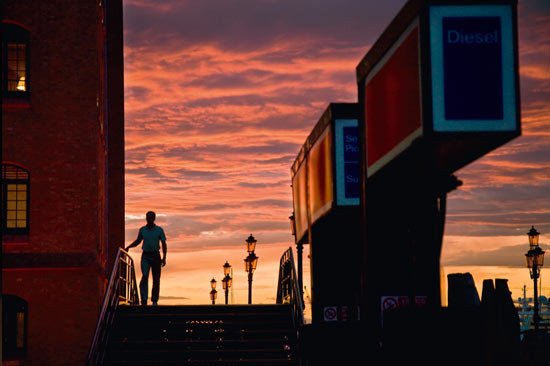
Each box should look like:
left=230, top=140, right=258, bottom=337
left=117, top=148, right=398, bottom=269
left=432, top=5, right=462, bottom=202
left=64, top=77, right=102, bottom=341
left=276, top=247, right=305, bottom=327
left=87, top=248, right=139, bottom=366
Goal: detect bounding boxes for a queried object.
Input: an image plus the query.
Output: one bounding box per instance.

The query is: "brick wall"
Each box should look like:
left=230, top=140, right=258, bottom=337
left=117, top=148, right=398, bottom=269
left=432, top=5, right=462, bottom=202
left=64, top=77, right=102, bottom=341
left=2, top=0, right=124, bottom=364
left=3, top=267, right=103, bottom=365
left=3, top=0, right=101, bottom=253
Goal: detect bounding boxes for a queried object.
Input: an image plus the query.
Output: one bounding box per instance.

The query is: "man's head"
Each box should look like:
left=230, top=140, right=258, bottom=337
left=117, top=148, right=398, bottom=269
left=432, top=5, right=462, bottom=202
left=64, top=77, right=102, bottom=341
left=146, top=211, right=156, bottom=225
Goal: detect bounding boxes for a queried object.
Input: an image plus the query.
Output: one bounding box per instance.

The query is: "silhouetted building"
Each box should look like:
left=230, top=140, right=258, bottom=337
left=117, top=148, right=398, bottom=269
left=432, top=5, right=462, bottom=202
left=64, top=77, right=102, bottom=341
left=2, top=1, right=124, bottom=364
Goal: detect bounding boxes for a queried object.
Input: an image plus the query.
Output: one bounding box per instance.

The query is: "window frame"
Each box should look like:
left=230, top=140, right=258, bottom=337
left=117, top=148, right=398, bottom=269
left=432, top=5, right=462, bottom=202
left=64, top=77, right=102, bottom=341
left=2, top=163, right=30, bottom=235
left=2, top=295, right=28, bottom=360
left=2, top=22, right=30, bottom=100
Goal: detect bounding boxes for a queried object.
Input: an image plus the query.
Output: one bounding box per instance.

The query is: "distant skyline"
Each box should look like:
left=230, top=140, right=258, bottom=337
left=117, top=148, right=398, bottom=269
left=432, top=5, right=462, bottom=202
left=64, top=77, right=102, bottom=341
left=122, top=0, right=550, bottom=305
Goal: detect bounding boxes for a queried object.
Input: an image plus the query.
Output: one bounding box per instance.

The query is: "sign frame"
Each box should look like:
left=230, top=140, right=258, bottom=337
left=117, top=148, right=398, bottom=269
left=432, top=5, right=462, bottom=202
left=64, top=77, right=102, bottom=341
left=429, top=5, right=518, bottom=133
left=335, top=119, right=360, bottom=206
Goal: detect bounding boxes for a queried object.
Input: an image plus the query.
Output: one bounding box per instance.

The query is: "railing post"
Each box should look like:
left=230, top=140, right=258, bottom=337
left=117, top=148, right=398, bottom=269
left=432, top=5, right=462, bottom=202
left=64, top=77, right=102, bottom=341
left=297, top=242, right=304, bottom=305
left=88, top=248, right=140, bottom=365
left=276, top=247, right=304, bottom=327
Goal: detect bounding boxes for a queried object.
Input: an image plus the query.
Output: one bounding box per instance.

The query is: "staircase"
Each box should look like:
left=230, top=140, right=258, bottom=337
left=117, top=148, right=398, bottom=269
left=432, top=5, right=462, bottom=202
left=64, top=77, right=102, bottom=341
left=101, top=304, right=299, bottom=366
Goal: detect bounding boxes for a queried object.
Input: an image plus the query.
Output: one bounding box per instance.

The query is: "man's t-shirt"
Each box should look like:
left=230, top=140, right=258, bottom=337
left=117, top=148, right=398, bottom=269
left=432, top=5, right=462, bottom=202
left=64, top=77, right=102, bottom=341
left=139, top=225, right=166, bottom=252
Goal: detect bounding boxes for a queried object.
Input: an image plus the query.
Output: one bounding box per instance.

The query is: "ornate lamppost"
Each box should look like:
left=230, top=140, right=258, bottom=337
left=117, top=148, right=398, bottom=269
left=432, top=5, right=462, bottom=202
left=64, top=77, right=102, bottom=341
left=210, top=278, right=217, bottom=305
left=244, top=234, right=259, bottom=304
left=222, top=261, right=232, bottom=305
left=525, top=226, right=545, bottom=330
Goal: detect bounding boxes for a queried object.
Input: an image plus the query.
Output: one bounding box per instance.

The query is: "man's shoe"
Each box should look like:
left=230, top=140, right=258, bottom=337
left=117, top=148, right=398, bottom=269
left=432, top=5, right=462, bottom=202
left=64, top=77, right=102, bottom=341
left=152, top=302, right=158, bottom=306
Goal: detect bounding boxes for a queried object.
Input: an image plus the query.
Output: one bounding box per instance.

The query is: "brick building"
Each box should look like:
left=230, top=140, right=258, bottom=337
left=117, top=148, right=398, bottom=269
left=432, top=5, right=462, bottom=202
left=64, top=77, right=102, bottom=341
left=2, top=1, right=124, bottom=364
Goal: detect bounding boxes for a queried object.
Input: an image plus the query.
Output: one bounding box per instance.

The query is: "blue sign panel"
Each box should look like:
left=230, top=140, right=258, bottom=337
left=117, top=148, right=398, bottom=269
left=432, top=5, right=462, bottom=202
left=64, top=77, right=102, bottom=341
left=443, top=17, right=502, bottom=120
left=430, top=5, right=517, bottom=132
left=335, top=120, right=359, bottom=206
left=343, top=127, right=360, bottom=199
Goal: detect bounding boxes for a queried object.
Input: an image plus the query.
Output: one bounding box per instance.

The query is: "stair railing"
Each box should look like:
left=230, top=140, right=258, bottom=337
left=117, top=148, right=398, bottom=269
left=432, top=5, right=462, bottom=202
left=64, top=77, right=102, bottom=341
left=87, top=248, right=140, bottom=366
left=276, top=247, right=305, bottom=327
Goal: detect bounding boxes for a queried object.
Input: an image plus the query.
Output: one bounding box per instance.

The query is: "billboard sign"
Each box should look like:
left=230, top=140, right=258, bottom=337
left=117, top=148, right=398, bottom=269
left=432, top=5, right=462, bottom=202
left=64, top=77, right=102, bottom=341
left=364, top=20, right=422, bottom=175
left=292, top=160, right=308, bottom=242
left=335, top=119, right=360, bottom=206
left=308, top=127, right=333, bottom=223
left=430, top=5, right=517, bottom=132
left=357, top=2, right=519, bottom=176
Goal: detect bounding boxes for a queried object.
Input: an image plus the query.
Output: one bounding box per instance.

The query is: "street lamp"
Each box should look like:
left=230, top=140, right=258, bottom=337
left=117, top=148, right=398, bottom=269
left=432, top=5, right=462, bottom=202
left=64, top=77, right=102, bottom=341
left=222, top=262, right=232, bottom=305
left=525, top=226, right=545, bottom=330
left=528, top=226, right=540, bottom=249
left=244, top=234, right=259, bottom=304
left=210, top=278, right=217, bottom=305
left=246, top=234, right=257, bottom=254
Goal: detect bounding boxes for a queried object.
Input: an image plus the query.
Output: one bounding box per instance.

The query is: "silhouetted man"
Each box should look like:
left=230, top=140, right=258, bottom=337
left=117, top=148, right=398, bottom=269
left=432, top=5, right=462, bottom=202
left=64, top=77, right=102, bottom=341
left=125, top=211, right=167, bottom=306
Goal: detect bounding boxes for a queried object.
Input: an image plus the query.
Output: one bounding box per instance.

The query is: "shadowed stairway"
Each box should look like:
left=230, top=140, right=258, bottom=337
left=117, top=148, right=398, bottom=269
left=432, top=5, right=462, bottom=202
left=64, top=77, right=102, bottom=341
left=102, top=304, right=299, bottom=365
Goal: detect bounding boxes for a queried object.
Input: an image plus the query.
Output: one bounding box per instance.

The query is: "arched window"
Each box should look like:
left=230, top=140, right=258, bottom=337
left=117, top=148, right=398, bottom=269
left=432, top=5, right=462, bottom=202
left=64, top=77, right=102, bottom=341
left=2, top=22, right=30, bottom=99
left=2, top=295, right=28, bottom=360
left=2, top=163, right=30, bottom=234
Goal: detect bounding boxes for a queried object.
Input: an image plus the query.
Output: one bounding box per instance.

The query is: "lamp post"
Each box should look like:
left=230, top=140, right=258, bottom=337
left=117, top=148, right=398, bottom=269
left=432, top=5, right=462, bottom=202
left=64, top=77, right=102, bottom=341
left=289, top=213, right=304, bottom=304
left=244, top=234, right=259, bottom=304
left=210, top=278, right=217, bottom=305
left=222, top=261, right=232, bottom=305
left=525, top=226, right=545, bottom=330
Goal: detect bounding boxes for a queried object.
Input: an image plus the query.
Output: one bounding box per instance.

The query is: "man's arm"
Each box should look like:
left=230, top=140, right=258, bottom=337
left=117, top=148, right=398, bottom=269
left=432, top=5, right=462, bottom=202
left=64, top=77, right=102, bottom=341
left=125, top=231, right=143, bottom=251
left=161, top=239, right=167, bottom=267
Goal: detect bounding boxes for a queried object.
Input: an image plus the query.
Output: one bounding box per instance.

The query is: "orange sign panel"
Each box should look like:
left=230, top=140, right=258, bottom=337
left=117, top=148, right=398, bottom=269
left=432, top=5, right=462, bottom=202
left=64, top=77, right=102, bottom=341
left=308, top=128, right=333, bottom=223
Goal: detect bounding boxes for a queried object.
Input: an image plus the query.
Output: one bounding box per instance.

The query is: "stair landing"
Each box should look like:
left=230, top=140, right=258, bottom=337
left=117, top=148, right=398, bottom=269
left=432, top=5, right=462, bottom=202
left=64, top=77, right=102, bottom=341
left=103, top=304, right=298, bottom=366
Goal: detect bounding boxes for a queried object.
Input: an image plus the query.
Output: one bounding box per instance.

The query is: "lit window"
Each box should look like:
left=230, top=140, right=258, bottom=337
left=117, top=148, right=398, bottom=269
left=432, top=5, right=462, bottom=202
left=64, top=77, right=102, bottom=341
left=2, top=23, right=30, bottom=98
left=2, top=164, right=30, bottom=235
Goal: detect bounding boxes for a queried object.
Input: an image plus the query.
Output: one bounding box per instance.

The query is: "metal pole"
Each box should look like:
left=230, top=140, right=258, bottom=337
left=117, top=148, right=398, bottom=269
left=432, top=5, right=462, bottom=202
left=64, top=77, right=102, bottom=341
left=225, top=288, right=229, bottom=305
left=533, top=265, right=540, bottom=330
left=297, top=242, right=304, bottom=305
left=230, top=268, right=234, bottom=305
left=248, top=271, right=253, bottom=304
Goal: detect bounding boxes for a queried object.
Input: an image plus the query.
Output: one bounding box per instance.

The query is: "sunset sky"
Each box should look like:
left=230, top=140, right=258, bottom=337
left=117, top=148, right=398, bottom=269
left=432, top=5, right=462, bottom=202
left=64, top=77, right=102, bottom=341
left=122, top=0, right=550, bottom=308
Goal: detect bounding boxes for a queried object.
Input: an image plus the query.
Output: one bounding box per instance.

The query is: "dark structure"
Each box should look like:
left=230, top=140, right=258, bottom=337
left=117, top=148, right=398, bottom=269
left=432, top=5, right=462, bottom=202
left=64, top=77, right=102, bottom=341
left=1, top=1, right=124, bottom=364
left=292, top=0, right=522, bottom=364
left=355, top=0, right=520, bottom=345
left=290, top=104, right=371, bottom=364
left=447, top=273, right=481, bottom=307
left=290, top=103, right=361, bottom=324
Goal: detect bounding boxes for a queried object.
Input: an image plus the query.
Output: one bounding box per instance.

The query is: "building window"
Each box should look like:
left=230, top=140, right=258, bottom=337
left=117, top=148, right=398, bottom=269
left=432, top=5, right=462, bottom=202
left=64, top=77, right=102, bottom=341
left=2, top=22, right=30, bottom=99
left=2, top=163, right=30, bottom=234
left=2, top=295, right=28, bottom=361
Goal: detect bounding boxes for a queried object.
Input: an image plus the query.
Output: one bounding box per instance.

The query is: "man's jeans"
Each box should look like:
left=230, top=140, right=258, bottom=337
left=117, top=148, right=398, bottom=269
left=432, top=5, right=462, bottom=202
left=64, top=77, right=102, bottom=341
left=140, top=251, right=161, bottom=305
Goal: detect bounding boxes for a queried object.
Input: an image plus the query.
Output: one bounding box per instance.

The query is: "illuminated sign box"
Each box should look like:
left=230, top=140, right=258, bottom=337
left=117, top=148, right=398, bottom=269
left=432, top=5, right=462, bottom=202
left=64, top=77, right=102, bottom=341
left=290, top=103, right=359, bottom=243
left=356, top=0, right=520, bottom=177
left=335, top=120, right=360, bottom=206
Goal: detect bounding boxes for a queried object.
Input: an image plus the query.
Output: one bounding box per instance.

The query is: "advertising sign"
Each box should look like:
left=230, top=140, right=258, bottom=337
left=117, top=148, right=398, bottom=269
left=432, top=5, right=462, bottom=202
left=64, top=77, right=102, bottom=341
left=430, top=5, right=517, bottom=132
left=292, top=161, right=308, bottom=242
left=335, top=119, right=360, bottom=206
left=364, top=21, right=422, bottom=175
left=308, top=128, right=333, bottom=223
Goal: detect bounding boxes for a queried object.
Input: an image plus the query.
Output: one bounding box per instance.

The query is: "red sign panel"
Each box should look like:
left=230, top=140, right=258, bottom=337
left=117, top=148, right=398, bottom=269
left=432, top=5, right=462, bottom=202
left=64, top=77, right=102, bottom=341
left=308, top=128, right=333, bottom=223
left=292, top=161, right=308, bottom=241
left=365, top=22, right=422, bottom=175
